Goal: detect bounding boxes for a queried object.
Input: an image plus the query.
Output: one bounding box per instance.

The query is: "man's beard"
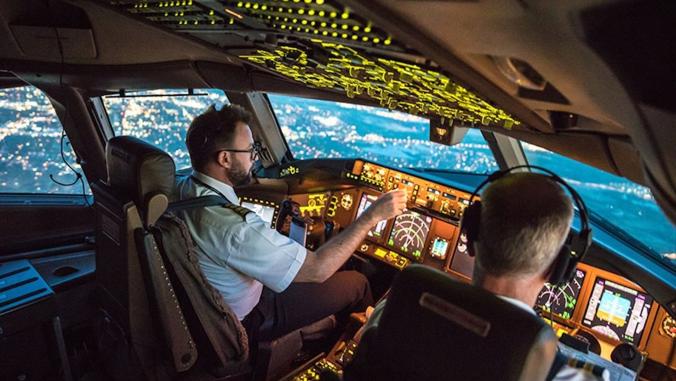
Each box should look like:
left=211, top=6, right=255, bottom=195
left=229, top=163, right=253, bottom=187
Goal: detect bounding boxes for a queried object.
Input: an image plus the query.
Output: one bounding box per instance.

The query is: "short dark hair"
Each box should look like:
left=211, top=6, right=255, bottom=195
left=185, top=104, right=252, bottom=170
left=474, top=173, right=573, bottom=278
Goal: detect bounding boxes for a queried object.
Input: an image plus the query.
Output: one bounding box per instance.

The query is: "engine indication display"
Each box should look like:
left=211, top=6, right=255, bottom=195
left=387, top=210, right=432, bottom=262
left=582, top=277, right=653, bottom=344
left=536, top=269, right=586, bottom=320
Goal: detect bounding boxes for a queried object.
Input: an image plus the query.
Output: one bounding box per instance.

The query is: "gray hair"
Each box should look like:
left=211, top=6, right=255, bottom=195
left=473, top=172, right=574, bottom=279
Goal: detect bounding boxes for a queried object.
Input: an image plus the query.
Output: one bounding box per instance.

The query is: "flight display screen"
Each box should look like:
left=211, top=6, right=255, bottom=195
left=535, top=269, right=586, bottom=320
left=429, top=237, right=450, bottom=261
left=582, top=277, right=653, bottom=344
left=241, top=201, right=276, bottom=225
left=449, top=232, right=475, bottom=278
left=387, top=210, right=432, bottom=262
left=356, top=193, right=387, bottom=238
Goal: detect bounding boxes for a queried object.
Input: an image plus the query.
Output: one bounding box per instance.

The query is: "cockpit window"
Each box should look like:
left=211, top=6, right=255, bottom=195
left=0, top=85, right=88, bottom=195
left=102, top=89, right=229, bottom=170
left=522, top=143, right=676, bottom=270
left=269, top=94, right=499, bottom=174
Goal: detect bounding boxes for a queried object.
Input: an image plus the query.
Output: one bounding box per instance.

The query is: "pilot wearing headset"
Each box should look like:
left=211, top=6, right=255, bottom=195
left=362, top=171, right=609, bottom=381
left=175, top=104, right=407, bottom=350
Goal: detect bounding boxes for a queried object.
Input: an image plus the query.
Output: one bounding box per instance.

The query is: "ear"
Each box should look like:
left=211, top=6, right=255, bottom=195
left=216, top=151, right=232, bottom=169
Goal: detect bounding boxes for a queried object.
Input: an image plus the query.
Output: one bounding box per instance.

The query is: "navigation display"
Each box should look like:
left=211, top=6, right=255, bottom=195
left=536, top=269, right=586, bottom=320
left=356, top=193, right=387, bottom=238
left=387, top=210, right=432, bottom=262
left=449, top=232, right=475, bottom=278
left=582, top=277, right=653, bottom=344
left=241, top=201, right=276, bottom=225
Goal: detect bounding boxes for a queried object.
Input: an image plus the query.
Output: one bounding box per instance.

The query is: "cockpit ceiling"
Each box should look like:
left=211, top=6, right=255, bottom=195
left=109, top=0, right=522, bottom=130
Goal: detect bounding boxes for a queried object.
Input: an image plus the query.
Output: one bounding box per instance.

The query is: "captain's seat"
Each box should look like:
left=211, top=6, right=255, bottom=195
left=93, top=136, right=334, bottom=381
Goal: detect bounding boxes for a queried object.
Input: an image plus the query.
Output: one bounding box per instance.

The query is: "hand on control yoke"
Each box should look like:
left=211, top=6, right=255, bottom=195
left=364, top=190, right=408, bottom=224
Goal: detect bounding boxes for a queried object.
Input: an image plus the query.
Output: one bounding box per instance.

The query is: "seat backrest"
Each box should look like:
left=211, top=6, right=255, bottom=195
left=92, top=136, right=197, bottom=376
left=344, top=265, right=558, bottom=381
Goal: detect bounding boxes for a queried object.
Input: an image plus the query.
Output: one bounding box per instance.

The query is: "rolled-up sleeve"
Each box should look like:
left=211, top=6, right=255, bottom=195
left=223, top=213, right=307, bottom=292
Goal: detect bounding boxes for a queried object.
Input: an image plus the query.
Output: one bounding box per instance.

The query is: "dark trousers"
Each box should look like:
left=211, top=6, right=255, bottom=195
left=242, top=270, right=373, bottom=347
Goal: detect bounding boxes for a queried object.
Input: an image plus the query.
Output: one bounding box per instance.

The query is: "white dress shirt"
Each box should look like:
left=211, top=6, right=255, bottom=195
left=175, top=171, right=307, bottom=320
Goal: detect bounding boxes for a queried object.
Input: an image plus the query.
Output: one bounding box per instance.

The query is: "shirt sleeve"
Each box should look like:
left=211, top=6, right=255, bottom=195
left=222, top=212, right=307, bottom=293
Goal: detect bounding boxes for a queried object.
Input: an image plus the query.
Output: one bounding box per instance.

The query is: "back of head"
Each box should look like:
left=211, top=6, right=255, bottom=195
left=475, top=172, right=574, bottom=279
left=185, top=104, right=251, bottom=170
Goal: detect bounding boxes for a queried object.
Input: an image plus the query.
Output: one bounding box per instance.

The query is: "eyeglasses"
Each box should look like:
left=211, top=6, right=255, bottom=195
left=218, top=142, right=262, bottom=160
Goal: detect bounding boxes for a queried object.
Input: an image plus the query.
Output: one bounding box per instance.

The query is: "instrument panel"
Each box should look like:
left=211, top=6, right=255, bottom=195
left=242, top=160, right=674, bottom=371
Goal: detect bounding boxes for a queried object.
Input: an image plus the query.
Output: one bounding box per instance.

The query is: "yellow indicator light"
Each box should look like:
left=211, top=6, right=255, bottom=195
left=209, top=9, right=214, bottom=15
left=322, top=30, right=328, bottom=35
left=341, top=11, right=349, bottom=19
left=293, top=0, right=300, bottom=2
left=351, top=35, right=358, bottom=40
left=244, top=2, right=250, bottom=8
left=316, top=0, right=324, bottom=4
left=352, top=25, right=359, bottom=31
left=384, top=37, right=391, bottom=45
left=364, top=23, right=372, bottom=33
left=188, top=0, right=192, bottom=5
left=304, top=0, right=312, bottom=3
left=261, top=4, right=267, bottom=10
left=313, top=29, right=319, bottom=34
left=292, top=18, right=297, bottom=23
left=229, top=18, right=234, bottom=24
left=281, top=24, right=286, bottom=29
left=164, top=12, right=168, bottom=16
left=341, top=33, right=348, bottom=38
left=278, top=7, right=283, bottom=11
left=320, top=21, right=327, bottom=27
left=305, top=28, right=310, bottom=33
left=253, top=3, right=259, bottom=9
left=331, top=32, right=338, bottom=37
left=362, top=36, right=369, bottom=42
left=373, top=37, right=380, bottom=43
left=318, top=10, right=325, bottom=16
left=330, top=23, right=337, bottom=28
left=310, top=21, right=315, bottom=26
left=308, top=9, right=315, bottom=15
left=341, top=24, right=348, bottom=30
left=301, top=20, right=307, bottom=25
left=374, top=248, right=387, bottom=258
left=298, top=8, right=305, bottom=14
left=211, top=20, right=215, bottom=24
left=330, top=11, right=337, bottom=18
left=284, top=17, right=288, bottom=21
left=193, top=20, right=198, bottom=25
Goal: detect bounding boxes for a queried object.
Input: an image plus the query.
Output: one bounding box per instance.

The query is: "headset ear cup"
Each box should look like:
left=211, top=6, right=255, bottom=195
left=462, top=201, right=482, bottom=243
left=548, top=246, right=572, bottom=285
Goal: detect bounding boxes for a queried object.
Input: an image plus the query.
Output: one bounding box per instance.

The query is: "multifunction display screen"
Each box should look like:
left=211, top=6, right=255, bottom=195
left=356, top=193, right=388, bottom=239
left=582, top=277, right=653, bottom=344
left=536, top=269, right=586, bottom=320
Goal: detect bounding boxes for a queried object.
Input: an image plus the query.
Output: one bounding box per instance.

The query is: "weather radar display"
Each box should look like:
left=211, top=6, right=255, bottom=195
left=536, top=269, right=586, bottom=320
left=387, top=210, right=432, bottom=262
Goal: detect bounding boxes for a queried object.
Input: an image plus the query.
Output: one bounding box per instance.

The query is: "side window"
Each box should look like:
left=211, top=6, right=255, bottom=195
left=0, top=85, right=87, bottom=195
left=522, top=142, right=676, bottom=269
left=102, top=89, right=229, bottom=170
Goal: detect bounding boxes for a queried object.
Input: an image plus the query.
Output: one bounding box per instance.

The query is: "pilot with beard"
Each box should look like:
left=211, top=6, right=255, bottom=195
left=176, top=104, right=407, bottom=351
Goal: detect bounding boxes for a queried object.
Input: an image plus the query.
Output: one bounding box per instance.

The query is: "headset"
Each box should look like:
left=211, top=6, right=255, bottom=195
left=460, top=165, right=593, bottom=286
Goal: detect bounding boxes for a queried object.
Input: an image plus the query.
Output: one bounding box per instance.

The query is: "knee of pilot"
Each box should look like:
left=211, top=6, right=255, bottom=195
left=344, top=270, right=369, bottom=295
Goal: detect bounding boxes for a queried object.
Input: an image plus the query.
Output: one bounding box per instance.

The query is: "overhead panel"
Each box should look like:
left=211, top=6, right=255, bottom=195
left=109, top=0, right=521, bottom=129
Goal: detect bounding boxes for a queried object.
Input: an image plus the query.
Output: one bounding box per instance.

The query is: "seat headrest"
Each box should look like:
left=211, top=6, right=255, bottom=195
left=106, top=136, right=176, bottom=224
